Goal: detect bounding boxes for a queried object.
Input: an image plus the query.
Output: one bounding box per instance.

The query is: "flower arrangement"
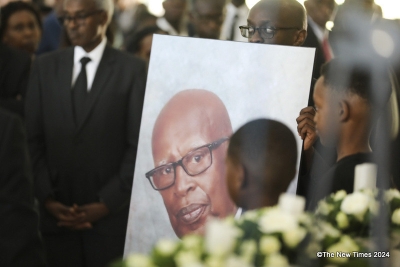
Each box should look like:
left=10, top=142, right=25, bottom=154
left=311, top=189, right=378, bottom=266
left=314, top=189, right=379, bottom=237
left=114, top=203, right=313, bottom=267
left=115, top=190, right=400, bottom=267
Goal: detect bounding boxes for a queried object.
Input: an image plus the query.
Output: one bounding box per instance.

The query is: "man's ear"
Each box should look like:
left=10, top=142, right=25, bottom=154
left=338, top=100, right=350, bottom=122
left=294, top=29, right=307, bottom=46
left=100, top=11, right=108, bottom=26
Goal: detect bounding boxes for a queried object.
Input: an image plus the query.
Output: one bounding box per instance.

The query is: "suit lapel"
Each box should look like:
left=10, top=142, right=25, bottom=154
left=58, top=48, right=75, bottom=130
left=75, top=46, right=115, bottom=134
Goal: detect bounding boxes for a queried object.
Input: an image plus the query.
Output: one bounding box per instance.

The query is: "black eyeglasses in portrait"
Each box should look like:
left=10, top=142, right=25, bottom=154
left=145, top=137, right=229, bottom=191
left=239, top=25, right=300, bottom=39
left=58, top=10, right=103, bottom=25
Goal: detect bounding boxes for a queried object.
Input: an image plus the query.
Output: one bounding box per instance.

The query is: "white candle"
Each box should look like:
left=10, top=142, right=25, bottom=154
left=278, top=193, right=305, bottom=217
left=354, top=163, right=377, bottom=192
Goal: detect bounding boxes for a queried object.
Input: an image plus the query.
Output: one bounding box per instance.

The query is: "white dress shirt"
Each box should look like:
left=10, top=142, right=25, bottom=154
left=307, top=16, right=325, bottom=44
left=220, top=2, right=249, bottom=42
left=156, top=17, right=188, bottom=36
left=72, top=37, right=107, bottom=91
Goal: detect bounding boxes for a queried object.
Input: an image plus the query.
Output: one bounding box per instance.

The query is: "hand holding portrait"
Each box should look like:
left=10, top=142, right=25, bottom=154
left=296, top=106, right=317, bottom=151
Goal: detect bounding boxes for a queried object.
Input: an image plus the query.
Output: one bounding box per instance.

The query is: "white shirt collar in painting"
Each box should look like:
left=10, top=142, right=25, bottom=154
left=234, top=207, right=243, bottom=220
left=72, top=37, right=107, bottom=91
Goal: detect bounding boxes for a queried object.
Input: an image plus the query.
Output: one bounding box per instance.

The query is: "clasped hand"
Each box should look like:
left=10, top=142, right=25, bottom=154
left=45, top=199, right=110, bottom=230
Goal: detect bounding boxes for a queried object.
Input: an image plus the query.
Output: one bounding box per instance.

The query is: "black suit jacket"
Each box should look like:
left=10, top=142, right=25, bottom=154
left=0, top=43, right=31, bottom=117
left=302, top=20, right=327, bottom=80
left=25, top=45, right=146, bottom=234
left=0, top=108, right=46, bottom=267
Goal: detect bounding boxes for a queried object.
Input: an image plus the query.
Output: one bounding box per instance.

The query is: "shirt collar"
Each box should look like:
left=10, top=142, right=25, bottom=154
left=307, top=16, right=325, bottom=43
left=227, top=2, right=249, bottom=16
left=74, top=37, right=107, bottom=65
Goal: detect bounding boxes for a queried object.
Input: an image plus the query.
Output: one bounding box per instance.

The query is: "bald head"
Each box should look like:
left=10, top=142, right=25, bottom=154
left=150, top=89, right=235, bottom=238
left=256, top=0, right=307, bottom=30
left=152, top=89, right=232, bottom=151
left=247, top=0, right=307, bottom=45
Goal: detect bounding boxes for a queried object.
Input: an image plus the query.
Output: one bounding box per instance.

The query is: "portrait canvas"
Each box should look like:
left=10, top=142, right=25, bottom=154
left=124, top=35, right=315, bottom=255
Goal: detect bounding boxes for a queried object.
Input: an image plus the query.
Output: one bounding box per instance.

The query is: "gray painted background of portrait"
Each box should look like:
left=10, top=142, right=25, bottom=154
left=124, top=35, right=315, bottom=255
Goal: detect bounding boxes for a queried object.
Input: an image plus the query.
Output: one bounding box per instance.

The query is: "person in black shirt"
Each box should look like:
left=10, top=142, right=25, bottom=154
left=306, top=58, right=390, bottom=210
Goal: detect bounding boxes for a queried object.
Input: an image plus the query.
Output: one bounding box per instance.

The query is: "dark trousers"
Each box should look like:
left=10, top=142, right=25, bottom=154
left=43, top=230, right=125, bottom=267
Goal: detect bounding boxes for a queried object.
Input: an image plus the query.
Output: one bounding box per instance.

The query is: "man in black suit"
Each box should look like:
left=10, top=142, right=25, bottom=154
left=0, top=43, right=31, bottom=117
left=0, top=108, right=47, bottom=266
left=303, top=0, right=335, bottom=79
left=25, top=0, right=146, bottom=265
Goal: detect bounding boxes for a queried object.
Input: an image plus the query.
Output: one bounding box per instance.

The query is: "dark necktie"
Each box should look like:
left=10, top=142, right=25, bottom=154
left=73, top=57, right=91, bottom=124
left=229, top=14, right=238, bottom=41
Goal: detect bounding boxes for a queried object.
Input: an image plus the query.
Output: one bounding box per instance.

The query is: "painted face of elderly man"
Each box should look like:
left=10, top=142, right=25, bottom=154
left=146, top=89, right=237, bottom=238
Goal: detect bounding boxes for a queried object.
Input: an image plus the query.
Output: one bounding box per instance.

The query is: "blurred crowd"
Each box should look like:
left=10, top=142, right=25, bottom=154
left=1, top=0, right=400, bottom=266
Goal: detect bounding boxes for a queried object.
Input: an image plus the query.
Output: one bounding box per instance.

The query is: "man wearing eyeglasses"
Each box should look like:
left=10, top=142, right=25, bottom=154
left=146, top=89, right=237, bottom=238
left=239, top=0, right=307, bottom=46
left=25, top=0, right=146, bottom=265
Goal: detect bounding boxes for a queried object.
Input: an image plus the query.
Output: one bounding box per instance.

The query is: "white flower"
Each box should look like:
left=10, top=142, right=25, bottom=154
left=326, top=243, right=349, bottom=264
left=205, top=219, right=242, bottom=257
left=362, top=188, right=377, bottom=198
left=264, top=253, right=289, bottom=267
left=318, top=221, right=341, bottom=240
left=175, top=251, right=200, bottom=267
left=260, top=236, right=281, bottom=254
left=298, top=213, right=313, bottom=227
left=333, top=190, right=347, bottom=201
left=336, top=212, right=349, bottom=229
left=205, top=256, right=224, bottom=267
left=154, top=239, right=178, bottom=256
left=316, top=201, right=334, bottom=216
left=340, top=235, right=359, bottom=252
left=259, top=208, right=298, bottom=233
left=182, top=235, right=202, bottom=251
left=225, top=256, right=253, bottom=267
left=326, top=235, right=359, bottom=264
left=125, top=254, right=154, bottom=267
left=392, top=209, right=400, bottom=225
left=385, top=189, right=400, bottom=202
left=369, top=200, right=380, bottom=215
left=340, top=192, right=370, bottom=221
left=239, top=240, right=257, bottom=263
left=282, top=227, right=307, bottom=248
left=242, top=210, right=259, bottom=221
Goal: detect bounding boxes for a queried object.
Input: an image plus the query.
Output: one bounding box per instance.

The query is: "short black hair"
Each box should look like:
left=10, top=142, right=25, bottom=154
left=227, top=119, right=297, bottom=195
left=0, top=1, right=42, bottom=40
left=190, top=0, right=225, bottom=12
left=125, top=26, right=163, bottom=54
left=321, top=58, right=391, bottom=105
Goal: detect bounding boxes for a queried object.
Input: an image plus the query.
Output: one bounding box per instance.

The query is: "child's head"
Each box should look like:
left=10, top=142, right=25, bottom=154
left=225, top=119, right=297, bottom=209
left=313, top=58, right=390, bottom=147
